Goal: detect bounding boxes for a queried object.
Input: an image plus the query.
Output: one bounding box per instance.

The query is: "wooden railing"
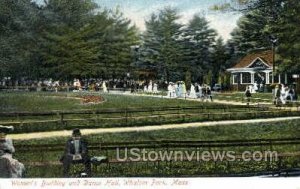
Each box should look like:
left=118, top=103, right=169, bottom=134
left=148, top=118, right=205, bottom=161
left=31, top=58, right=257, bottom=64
left=1, top=105, right=300, bottom=133
left=14, top=138, right=300, bottom=177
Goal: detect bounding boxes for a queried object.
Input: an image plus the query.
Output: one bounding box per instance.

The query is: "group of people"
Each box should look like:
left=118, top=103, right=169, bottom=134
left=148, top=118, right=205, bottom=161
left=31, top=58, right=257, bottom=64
left=246, top=82, right=263, bottom=94
left=167, top=82, right=213, bottom=101
left=167, top=81, right=187, bottom=98
left=0, top=126, right=95, bottom=178
left=274, top=84, right=297, bottom=105
left=142, top=80, right=159, bottom=93
left=244, top=84, right=298, bottom=105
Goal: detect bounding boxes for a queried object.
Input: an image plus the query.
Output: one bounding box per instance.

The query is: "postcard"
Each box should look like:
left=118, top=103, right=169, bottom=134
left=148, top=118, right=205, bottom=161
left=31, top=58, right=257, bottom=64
left=0, top=0, right=299, bottom=188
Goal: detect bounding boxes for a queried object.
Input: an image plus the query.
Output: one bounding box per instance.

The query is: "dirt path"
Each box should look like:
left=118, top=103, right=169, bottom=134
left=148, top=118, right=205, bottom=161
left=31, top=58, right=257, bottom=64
left=8, top=116, right=300, bottom=140
left=122, top=92, right=272, bottom=106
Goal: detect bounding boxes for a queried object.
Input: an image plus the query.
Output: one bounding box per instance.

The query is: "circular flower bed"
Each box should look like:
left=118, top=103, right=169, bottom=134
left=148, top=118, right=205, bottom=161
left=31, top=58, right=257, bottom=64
left=81, top=95, right=104, bottom=104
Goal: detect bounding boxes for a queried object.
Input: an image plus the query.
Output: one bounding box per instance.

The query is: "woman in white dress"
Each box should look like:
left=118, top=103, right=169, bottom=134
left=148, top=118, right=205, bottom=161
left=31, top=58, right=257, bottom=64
left=176, top=82, right=180, bottom=97
left=189, top=83, right=197, bottom=98
left=172, top=83, right=177, bottom=98
left=253, top=82, right=258, bottom=93
left=167, top=83, right=172, bottom=98
left=249, top=85, right=254, bottom=93
left=102, top=81, right=108, bottom=93
left=144, top=84, right=148, bottom=92
left=147, top=80, right=153, bottom=93
left=182, top=82, right=187, bottom=98
left=153, top=83, right=158, bottom=94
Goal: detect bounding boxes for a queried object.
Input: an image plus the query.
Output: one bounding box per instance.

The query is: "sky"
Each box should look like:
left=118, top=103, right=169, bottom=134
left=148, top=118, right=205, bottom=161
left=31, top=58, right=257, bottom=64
left=97, top=0, right=241, bottom=41
left=36, top=0, right=242, bottom=41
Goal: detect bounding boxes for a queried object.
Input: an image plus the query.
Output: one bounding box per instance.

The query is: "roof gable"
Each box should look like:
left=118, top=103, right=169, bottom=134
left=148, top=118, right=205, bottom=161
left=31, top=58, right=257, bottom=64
left=230, top=50, right=273, bottom=69
left=247, top=57, right=271, bottom=69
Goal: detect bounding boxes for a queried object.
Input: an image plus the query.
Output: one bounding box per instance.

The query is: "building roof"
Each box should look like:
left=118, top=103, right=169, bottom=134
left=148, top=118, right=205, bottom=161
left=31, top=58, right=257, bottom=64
left=230, top=50, right=273, bottom=69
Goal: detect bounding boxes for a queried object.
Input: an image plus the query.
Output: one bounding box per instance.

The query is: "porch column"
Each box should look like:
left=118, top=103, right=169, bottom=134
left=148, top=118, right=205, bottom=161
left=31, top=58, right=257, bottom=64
left=265, top=71, right=270, bottom=84
left=240, top=73, right=243, bottom=84
left=251, top=72, right=255, bottom=84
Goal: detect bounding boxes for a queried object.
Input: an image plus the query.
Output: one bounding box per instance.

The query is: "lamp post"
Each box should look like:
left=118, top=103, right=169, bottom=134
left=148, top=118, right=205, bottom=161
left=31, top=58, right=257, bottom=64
left=130, top=45, right=140, bottom=80
left=269, top=35, right=278, bottom=73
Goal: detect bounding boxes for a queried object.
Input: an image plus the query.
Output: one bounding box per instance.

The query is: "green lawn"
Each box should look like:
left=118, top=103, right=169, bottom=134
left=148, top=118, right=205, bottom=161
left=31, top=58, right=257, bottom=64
left=15, top=120, right=300, bottom=145
left=2, top=92, right=271, bottom=133
left=12, top=120, right=300, bottom=177
left=0, top=92, right=275, bottom=113
left=1, top=92, right=299, bottom=177
left=1, top=92, right=299, bottom=134
left=0, top=92, right=201, bottom=112
left=214, top=92, right=273, bottom=103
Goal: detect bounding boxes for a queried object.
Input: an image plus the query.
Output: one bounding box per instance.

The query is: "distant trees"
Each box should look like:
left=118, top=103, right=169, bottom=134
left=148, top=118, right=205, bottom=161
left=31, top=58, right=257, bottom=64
left=213, top=0, right=300, bottom=74
left=0, top=1, right=236, bottom=85
left=0, top=0, right=139, bottom=81
left=0, top=0, right=41, bottom=80
left=182, top=15, right=217, bottom=83
left=137, top=8, right=183, bottom=82
left=40, top=0, right=139, bottom=80
left=138, top=8, right=223, bottom=84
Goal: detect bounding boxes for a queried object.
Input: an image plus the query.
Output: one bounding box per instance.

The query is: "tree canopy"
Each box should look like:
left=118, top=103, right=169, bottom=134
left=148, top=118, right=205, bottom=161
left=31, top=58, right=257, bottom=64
left=213, top=0, right=300, bottom=74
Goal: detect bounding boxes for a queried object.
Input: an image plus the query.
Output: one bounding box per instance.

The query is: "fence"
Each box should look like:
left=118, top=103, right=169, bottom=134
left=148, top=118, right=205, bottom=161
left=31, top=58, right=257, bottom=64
left=2, top=105, right=297, bottom=133
left=1, top=105, right=300, bottom=133
left=14, top=137, right=300, bottom=177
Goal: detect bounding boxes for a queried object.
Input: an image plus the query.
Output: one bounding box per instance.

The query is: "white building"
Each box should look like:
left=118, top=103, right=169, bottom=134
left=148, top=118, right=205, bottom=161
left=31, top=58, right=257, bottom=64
left=227, top=50, right=288, bottom=89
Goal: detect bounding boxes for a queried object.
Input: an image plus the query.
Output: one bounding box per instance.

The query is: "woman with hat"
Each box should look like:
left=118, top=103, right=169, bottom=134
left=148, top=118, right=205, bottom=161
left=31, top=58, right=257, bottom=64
left=0, top=126, right=25, bottom=178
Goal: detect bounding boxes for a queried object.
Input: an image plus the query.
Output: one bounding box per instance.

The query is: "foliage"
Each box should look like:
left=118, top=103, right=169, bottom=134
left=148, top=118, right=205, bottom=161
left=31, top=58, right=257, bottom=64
left=40, top=2, right=139, bottom=80
left=0, top=0, right=41, bottom=79
left=182, top=15, right=217, bottom=83
left=0, top=0, right=139, bottom=80
left=138, top=10, right=221, bottom=83
left=12, top=120, right=300, bottom=177
left=275, top=1, right=300, bottom=73
left=214, top=0, right=300, bottom=74
left=138, top=8, right=184, bottom=82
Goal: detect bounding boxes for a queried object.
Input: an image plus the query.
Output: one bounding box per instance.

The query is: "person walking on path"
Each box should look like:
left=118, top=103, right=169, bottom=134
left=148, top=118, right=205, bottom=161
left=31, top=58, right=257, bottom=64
left=245, top=86, right=252, bottom=105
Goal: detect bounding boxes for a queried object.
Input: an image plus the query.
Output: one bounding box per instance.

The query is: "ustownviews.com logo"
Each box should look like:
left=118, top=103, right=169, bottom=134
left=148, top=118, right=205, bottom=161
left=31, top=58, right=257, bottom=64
left=116, top=148, right=278, bottom=162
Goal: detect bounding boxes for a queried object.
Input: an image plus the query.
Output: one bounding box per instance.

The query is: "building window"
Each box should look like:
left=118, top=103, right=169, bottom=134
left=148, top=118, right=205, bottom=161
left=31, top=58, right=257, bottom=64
left=269, top=72, right=273, bottom=84
left=232, top=73, right=240, bottom=84
left=242, top=72, right=251, bottom=84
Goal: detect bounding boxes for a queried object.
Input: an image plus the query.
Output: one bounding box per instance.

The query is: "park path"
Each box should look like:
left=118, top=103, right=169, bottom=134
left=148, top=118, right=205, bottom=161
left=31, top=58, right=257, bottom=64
left=123, top=93, right=300, bottom=110
left=8, top=116, right=300, bottom=141
left=121, top=92, right=272, bottom=106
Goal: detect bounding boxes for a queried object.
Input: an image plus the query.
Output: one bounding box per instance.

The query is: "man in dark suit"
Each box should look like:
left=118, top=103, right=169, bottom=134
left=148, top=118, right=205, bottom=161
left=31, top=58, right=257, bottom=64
left=61, top=129, right=91, bottom=177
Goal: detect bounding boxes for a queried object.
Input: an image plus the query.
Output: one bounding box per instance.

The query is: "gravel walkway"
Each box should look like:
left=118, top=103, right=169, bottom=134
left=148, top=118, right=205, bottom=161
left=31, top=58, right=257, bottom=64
left=8, top=116, right=300, bottom=140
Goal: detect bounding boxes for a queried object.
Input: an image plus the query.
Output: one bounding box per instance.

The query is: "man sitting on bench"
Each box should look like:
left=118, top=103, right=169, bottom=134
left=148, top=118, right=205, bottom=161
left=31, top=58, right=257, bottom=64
left=61, top=129, right=91, bottom=177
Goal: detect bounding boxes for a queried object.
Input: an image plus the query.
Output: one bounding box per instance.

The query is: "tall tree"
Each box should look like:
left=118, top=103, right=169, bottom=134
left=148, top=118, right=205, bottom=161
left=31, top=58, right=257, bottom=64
left=0, top=0, right=42, bottom=80
left=211, top=37, right=228, bottom=85
left=136, top=14, right=162, bottom=79
left=275, top=0, right=300, bottom=73
left=43, top=0, right=98, bottom=28
left=182, top=15, right=217, bottom=83
left=139, top=8, right=183, bottom=82
left=40, top=4, right=139, bottom=80
left=230, top=9, right=271, bottom=55
left=158, top=8, right=183, bottom=82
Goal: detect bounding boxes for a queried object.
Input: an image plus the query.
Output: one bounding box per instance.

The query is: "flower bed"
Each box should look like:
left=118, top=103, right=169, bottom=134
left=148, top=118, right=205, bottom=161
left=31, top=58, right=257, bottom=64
left=81, top=95, right=104, bottom=104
